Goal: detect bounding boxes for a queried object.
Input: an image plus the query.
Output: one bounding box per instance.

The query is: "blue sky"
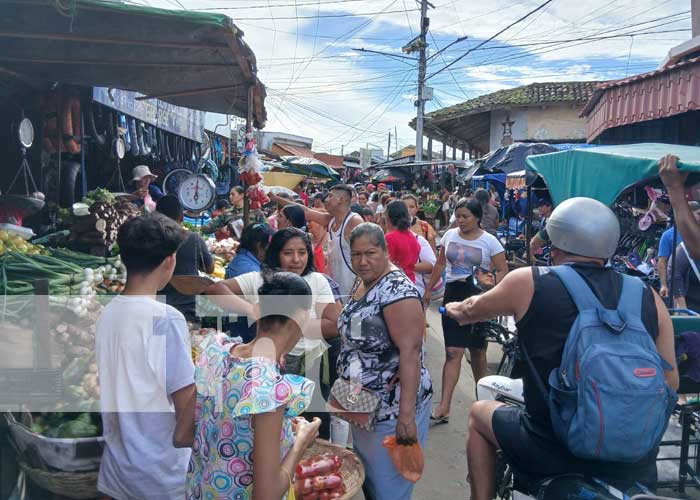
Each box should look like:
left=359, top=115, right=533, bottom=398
left=131, top=0, right=692, bottom=154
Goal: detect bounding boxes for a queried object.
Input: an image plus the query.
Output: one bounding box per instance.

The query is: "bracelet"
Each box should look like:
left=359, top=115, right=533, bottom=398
left=281, top=465, right=293, bottom=486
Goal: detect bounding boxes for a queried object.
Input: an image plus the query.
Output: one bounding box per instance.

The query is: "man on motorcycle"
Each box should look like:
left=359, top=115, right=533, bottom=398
left=445, top=197, right=679, bottom=500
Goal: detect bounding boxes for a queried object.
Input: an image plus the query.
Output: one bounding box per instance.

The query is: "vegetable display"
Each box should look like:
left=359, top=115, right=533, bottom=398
left=294, top=454, right=345, bottom=499
left=0, top=251, right=126, bottom=305
left=30, top=412, right=101, bottom=439
left=68, top=193, right=140, bottom=256
left=206, top=237, right=238, bottom=263
left=0, top=230, right=45, bottom=256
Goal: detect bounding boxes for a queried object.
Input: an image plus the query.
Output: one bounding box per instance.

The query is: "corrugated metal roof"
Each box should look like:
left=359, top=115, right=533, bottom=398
left=583, top=57, right=700, bottom=142
left=313, top=153, right=344, bottom=170
left=581, top=56, right=700, bottom=117
left=0, top=0, right=267, bottom=126
left=273, top=143, right=315, bottom=158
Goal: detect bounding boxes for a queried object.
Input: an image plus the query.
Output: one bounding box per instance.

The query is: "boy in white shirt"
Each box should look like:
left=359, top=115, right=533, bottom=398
left=96, top=213, right=195, bottom=499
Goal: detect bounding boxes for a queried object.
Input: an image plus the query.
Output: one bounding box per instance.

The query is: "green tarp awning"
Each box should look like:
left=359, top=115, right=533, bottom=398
left=525, top=143, right=700, bottom=206
left=0, top=0, right=266, bottom=126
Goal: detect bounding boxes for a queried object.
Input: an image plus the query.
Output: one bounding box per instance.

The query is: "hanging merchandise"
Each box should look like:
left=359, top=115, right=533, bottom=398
left=128, top=118, right=139, bottom=156
left=118, top=114, right=131, bottom=153
left=86, top=102, right=106, bottom=147
left=41, top=93, right=61, bottom=153
left=61, top=96, right=82, bottom=155
left=216, top=164, right=232, bottom=195
left=239, top=133, right=268, bottom=209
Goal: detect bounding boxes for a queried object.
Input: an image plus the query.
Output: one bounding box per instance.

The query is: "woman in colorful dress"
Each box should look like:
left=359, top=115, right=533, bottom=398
left=176, top=271, right=322, bottom=500
left=335, top=222, right=433, bottom=500
left=207, top=228, right=339, bottom=438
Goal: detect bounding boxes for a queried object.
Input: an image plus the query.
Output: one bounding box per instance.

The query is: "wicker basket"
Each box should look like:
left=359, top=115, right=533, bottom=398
left=301, top=439, right=365, bottom=500
left=19, top=462, right=100, bottom=499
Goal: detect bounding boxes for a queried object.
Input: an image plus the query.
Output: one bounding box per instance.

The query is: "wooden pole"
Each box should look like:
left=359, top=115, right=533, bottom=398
left=442, top=141, right=447, bottom=161
left=526, top=186, right=533, bottom=264
left=427, top=131, right=433, bottom=161
left=461, top=145, right=466, bottom=160
left=452, top=142, right=457, bottom=160
left=243, top=85, right=254, bottom=225
left=34, top=279, right=50, bottom=368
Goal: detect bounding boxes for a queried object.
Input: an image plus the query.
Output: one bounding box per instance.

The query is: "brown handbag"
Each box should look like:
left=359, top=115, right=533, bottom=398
left=327, top=378, right=381, bottom=431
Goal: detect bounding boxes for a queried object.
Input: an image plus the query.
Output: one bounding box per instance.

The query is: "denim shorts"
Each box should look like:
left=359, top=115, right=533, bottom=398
left=351, top=397, right=432, bottom=500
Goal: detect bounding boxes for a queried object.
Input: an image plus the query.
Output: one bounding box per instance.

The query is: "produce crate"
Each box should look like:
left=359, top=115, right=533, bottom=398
left=19, top=462, right=99, bottom=499
left=5, top=412, right=104, bottom=472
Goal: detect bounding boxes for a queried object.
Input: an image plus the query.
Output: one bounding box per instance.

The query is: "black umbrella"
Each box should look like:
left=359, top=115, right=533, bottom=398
left=481, top=142, right=557, bottom=174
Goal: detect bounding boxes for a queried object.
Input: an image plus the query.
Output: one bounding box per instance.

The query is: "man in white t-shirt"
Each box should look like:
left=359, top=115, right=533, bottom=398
left=96, top=213, right=195, bottom=500
left=272, top=185, right=363, bottom=300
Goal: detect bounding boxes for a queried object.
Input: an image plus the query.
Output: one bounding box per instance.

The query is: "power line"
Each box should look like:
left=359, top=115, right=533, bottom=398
left=192, top=0, right=370, bottom=9
left=427, top=0, right=554, bottom=80
left=213, top=7, right=419, bottom=19
left=458, top=19, right=690, bottom=70
left=274, top=0, right=404, bottom=107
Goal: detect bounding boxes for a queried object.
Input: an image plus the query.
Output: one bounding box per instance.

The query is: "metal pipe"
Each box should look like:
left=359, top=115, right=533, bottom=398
left=526, top=186, right=533, bottom=264
left=669, top=223, right=678, bottom=308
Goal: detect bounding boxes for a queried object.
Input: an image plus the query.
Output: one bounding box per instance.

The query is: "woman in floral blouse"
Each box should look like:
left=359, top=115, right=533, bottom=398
left=336, top=222, right=433, bottom=500
left=174, top=272, right=321, bottom=500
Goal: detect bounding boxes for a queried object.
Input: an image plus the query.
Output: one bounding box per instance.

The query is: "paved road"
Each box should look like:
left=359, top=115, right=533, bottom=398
left=352, top=306, right=697, bottom=500
left=351, top=305, right=504, bottom=500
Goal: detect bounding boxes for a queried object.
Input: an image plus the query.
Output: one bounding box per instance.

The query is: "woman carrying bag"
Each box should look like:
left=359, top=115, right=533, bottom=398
left=331, top=222, right=432, bottom=500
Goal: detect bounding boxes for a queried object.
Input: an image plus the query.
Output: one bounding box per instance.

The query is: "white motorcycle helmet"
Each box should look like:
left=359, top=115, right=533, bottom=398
left=546, top=197, right=620, bottom=259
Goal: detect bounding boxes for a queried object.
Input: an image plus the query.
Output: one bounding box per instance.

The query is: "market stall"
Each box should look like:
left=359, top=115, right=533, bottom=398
left=524, top=143, right=700, bottom=281
left=0, top=0, right=272, bottom=496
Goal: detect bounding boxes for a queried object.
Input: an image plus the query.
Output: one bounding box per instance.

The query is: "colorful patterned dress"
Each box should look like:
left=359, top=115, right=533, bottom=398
left=186, top=334, right=315, bottom=500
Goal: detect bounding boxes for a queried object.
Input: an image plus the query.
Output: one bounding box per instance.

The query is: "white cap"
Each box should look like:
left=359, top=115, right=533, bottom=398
left=131, top=165, right=157, bottom=182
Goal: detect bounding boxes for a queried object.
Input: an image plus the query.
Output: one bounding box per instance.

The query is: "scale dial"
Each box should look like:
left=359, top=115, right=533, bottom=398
left=18, top=118, right=34, bottom=148
left=178, top=173, right=216, bottom=212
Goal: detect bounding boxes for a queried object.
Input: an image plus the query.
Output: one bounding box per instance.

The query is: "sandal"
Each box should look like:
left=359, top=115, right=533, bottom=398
left=430, top=414, right=449, bottom=425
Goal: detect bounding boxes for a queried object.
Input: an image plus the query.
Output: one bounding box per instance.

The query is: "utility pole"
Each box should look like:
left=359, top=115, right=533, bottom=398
left=693, top=0, right=700, bottom=37
left=415, top=0, right=430, bottom=162
left=387, top=131, right=392, bottom=161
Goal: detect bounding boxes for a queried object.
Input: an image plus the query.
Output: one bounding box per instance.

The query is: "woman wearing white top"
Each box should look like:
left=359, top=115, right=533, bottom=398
left=206, top=228, right=341, bottom=437
left=423, top=198, right=508, bottom=424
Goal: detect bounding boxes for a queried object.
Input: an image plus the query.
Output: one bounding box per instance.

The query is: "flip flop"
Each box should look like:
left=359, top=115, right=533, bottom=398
left=430, top=414, right=449, bottom=425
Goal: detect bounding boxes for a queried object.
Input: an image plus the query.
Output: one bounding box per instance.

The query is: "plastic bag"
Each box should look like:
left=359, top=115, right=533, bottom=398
left=382, top=436, right=424, bottom=483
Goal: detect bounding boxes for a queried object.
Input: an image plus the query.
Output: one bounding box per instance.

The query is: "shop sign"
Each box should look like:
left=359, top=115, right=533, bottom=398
left=92, top=87, right=204, bottom=142
left=236, top=125, right=247, bottom=152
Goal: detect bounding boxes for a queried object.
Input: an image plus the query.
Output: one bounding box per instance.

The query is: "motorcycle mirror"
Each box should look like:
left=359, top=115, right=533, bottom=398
left=472, top=266, right=496, bottom=292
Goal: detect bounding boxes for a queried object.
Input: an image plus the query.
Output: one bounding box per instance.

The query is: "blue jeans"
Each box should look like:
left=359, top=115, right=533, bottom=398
left=351, top=397, right=432, bottom=500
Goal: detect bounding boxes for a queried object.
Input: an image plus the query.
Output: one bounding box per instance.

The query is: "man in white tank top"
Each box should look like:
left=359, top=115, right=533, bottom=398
left=272, top=185, right=363, bottom=300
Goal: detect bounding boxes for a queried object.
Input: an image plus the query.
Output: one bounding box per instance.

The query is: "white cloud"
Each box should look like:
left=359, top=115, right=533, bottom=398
left=124, top=0, right=692, bottom=152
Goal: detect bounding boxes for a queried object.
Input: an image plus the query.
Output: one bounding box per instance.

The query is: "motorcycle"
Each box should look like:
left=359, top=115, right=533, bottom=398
left=443, top=267, right=680, bottom=500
